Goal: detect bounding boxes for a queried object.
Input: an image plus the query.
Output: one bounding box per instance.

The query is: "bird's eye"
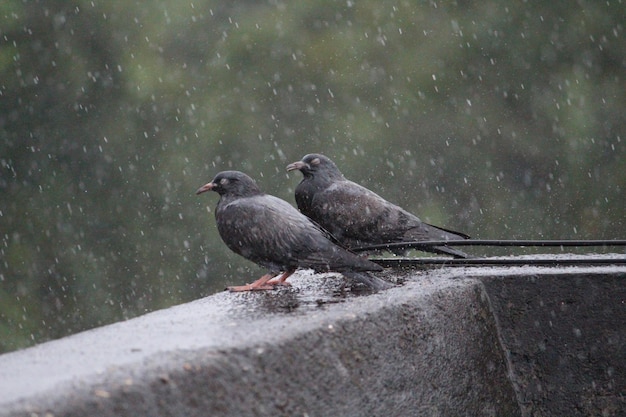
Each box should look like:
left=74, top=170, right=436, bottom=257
left=311, top=158, right=320, bottom=166
left=220, top=178, right=229, bottom=185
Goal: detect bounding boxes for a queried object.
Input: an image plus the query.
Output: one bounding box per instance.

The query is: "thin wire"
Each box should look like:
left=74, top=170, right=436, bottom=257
left=352, top=239, right=626, bottom=253
left=371, top=257, right=626, bottom=268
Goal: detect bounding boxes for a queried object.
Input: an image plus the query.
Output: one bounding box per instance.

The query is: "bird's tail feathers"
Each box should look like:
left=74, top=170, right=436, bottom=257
left=429, top=245, right=468, bottom=258
left=426, top=223, right=471, bottom=240
left=341, top=271, right=393, bottom=291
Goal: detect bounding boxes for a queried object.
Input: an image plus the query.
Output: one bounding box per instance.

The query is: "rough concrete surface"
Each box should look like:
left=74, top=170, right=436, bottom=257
left=480, top=272, right=626, bottom=417
left=0, top=271, right=519, bottom=417
left=0, top=262, right=624, bottom=417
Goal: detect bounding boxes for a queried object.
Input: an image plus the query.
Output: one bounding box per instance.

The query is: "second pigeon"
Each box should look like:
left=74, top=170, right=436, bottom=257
left=287, top=154, right=469, bottom=258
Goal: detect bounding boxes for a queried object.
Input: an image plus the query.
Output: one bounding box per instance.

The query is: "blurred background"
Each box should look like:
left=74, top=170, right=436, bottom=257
left=1, top=0, right=624, bottom=353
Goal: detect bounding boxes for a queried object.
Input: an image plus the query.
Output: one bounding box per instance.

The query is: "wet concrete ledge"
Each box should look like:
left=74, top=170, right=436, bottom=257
left=0, top=262, right=624, bottom=417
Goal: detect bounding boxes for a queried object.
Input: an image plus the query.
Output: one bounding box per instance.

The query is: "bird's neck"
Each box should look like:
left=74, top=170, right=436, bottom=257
left=220, top=188, right=263, bottom=204
left=305, top=172, right=344, bottom=188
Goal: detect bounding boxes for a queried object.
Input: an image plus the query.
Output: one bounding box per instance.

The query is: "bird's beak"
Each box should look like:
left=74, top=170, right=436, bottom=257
left=286, top=161, right=307, bottom=172
left=195, top=182, right=215, bottom=195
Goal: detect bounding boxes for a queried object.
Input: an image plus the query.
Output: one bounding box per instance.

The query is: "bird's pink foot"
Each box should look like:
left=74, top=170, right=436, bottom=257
left=227, top=270, right=296, bottom=292
left=227, top=284, right=276, bottom=292
left=266, top=270, right=295, bottom=286
left=227, top=273, right=276, bottom=292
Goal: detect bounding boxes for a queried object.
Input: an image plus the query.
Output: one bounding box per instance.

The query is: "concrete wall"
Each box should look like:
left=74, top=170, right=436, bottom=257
left=0, top=264, right=624, bottom=416
left=481, top=272, right=626, bottom=416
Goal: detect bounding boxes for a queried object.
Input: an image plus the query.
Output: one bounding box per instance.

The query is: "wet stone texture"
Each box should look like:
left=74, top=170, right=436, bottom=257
left=480, top=272, right=626, bottom=417
left=0, top=272, right=519, bottom=417
left=0, top=265, right=624, bottom=416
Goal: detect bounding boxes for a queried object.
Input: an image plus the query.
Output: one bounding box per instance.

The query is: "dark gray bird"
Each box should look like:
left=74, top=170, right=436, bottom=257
left=196, top=170, right=390, bottom=291
left=286, top=154, right=470, bottom=258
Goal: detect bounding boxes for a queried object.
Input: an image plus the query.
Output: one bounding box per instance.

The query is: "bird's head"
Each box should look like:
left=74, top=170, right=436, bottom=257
left=286, top=153, right=344, bottom=180
left=196, top=171, right=261, bottom=197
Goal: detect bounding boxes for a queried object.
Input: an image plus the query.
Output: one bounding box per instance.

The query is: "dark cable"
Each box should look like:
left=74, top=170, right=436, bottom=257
left=352, top=239, right=626, bottom=253
left=371, top=257, right=626, bottom=268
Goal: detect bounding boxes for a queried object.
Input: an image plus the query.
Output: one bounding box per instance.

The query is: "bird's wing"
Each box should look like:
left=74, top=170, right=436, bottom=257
left=309, top=180, right=417, bottom=242
left=216, top=194, right=378, bottom=272
left=313, top=179, right=468, bottom=243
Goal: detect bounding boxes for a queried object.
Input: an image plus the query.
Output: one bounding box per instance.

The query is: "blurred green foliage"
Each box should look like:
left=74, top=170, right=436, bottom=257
left=1, top=0, right=624, bottom=353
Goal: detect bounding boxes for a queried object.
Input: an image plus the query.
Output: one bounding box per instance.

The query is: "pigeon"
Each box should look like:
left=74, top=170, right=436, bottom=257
left=286, top=154, right=470, bottom=258
left=196, top=170, right=391, bottom=291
